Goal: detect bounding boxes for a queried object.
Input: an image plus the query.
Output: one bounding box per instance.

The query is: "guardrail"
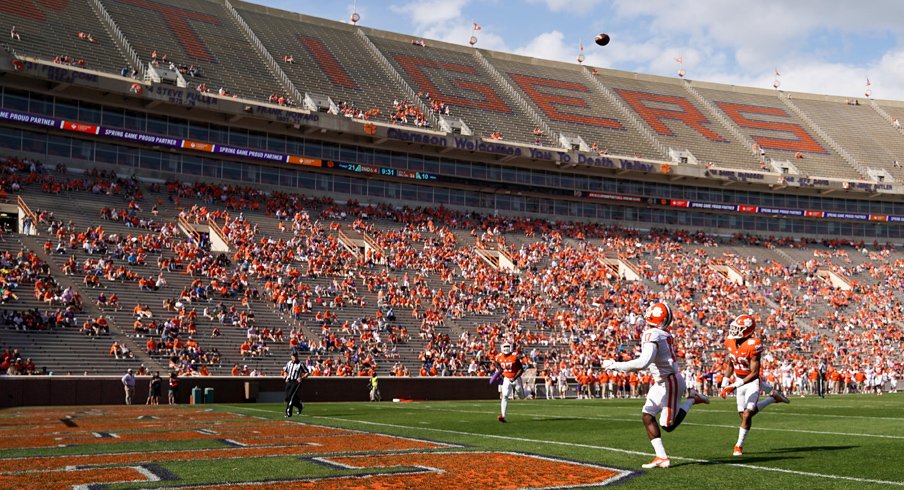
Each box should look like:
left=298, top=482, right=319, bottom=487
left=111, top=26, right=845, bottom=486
left=178, top=215, right=201, bottom=243
left=207, top=217, right=229, bottom=245
left=17, top=195, right=38, bottom=234
left=91, top=0, right=143, bottom=76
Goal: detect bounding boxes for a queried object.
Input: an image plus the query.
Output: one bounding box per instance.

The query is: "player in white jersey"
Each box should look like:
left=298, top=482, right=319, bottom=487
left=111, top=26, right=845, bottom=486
left=780, top=361, right=794, bottom=393
left=604, top=302, right=709, bottom=469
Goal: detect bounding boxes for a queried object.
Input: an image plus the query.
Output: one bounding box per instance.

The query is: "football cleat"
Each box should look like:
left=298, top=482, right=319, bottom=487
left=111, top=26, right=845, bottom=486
left=641, top=457, right=670, bottom=469
left=497, top=415, right=507, bottom=423
left=772, top=391, right=790, bottom=404
left=688, top=389, right=710, bottom=405
left=733, top=446, right=743, bottom=456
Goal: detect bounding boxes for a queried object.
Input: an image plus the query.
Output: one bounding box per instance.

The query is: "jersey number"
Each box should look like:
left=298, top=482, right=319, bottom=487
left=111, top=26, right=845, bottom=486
left=728, top=354, right=750, bottom=373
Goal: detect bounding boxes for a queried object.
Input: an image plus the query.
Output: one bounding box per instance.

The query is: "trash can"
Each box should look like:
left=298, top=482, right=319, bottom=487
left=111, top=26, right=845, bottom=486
left=191, top=386, right=202, bottom=405
left=203, top=387, right=214, bottom=404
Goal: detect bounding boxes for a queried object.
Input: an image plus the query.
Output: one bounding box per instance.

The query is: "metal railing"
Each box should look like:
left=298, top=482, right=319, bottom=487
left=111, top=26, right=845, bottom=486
left=90, top=0, right=143, bottom=76
left=868, top=99, right=904, bottom=135
left=17, top=195, right=38, bottom=231
left=207, top=217, right=229, bottom=245
left=581, top=67, right=669, bottom=159
left=223, top=0, right=304, bottom=106
left=355, top=29, right=440, bottom=129
left=178, top=215, right=201, bottom=243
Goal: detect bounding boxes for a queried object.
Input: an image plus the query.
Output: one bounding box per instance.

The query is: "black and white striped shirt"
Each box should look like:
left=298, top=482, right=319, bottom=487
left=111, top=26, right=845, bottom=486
left=283, top=360, right=308, bottom=382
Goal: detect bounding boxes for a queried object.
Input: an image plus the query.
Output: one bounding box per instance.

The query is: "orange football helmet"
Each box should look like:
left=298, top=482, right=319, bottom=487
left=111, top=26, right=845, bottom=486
left=728, top=314, right=756, bottom=339
left=644, top=302, right=673, bottom=329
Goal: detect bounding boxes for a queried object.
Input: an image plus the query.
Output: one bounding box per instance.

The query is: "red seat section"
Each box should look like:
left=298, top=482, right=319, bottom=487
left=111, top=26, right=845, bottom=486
left=391, top=54, right=511, bottom=114
left=368, top=34, right=539, bottom=142
left=507, top=73, right=622, bottom=129
left=233, top=2, right=410, bottom=124
left=297, top=35, right=359, bottom=91
left=715, top=102, right=828, bottom=154
left=101, top=0, right=284, bottom=102
left=614, top=89, right=727, bottom=142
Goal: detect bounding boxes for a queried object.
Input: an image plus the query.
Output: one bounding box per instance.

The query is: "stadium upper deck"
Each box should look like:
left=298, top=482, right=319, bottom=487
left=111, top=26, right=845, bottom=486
left=1, top=0, right=903, bottom=182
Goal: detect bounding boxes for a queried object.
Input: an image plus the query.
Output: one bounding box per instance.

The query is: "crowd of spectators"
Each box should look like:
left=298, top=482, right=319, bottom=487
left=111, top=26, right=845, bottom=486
left=0, top=155, right=899, bottom=391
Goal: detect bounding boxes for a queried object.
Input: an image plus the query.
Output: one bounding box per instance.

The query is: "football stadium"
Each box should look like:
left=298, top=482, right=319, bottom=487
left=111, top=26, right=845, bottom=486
left=0, top=0, right=901, bottom=488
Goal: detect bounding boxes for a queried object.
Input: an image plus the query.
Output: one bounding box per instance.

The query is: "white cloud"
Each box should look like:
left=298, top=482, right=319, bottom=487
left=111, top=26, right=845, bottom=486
left=389, top=0, right=509, bottom=50
left=526, top=0, right=603, bottom=13
left=390, top=0, right=469, bottom=28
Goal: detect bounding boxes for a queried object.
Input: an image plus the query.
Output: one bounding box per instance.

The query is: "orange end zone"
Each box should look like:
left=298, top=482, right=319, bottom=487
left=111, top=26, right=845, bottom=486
left=0, top=406, right=635, bottom=489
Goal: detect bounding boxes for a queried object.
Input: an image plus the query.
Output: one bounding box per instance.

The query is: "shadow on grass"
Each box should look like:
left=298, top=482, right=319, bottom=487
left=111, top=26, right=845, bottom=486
left=673, top=455, right=803, bottom=468
left=769, top=445, right=859, bottom=453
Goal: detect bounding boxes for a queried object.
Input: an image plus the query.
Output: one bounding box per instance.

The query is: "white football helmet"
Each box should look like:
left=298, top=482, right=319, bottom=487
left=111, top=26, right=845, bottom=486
left=728, top=314, right=756, bottom=339
left=501, top=343, right=512, bottom=355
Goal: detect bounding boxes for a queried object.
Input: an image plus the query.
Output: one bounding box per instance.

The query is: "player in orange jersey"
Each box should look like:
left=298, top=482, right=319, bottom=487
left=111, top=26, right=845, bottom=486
left=720, top=314, right=790, bottom=456
left=494, top=343, right=523, bottom=422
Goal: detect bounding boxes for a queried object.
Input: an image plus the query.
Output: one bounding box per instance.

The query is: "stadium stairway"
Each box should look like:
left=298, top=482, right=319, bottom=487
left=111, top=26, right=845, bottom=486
left=593, top=71, right=763, bottom=169
left=0, top=232, right=153, bottom=375
left=231, top=1, right=410, bottom=124
left=791, top=96, right=904, bottom=180
left=19, top=189, right=299, bottom=375
left=0, top=0, right=131, bottom=75
left=694, top=85, right=863, bottom=180
left=365, top=32, right=543, bottom=144
left=99, top=0, right=285, bottom=102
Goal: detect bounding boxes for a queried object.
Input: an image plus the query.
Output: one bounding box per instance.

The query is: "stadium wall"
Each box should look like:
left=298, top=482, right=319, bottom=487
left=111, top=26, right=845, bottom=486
left=0, top=376, right=500, bottom=407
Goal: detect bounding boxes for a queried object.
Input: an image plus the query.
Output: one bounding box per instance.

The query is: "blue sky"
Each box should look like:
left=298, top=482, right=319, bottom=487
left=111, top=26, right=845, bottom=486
left=257, top=0, right=904, bottom=99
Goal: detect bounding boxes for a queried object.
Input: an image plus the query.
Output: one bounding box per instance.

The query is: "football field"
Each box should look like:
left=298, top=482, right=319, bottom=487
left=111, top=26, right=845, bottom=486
left=0, top=394, right=901, bottom=489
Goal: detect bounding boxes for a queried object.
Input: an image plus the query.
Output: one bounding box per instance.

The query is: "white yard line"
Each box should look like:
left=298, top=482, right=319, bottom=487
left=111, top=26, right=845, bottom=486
left=225, top=405, right=904, bottom=487
left=371, top=404, right=904, bottom=440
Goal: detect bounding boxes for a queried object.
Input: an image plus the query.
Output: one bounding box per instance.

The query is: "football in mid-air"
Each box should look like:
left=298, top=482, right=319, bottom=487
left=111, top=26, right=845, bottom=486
left=594, top=33, right=610, bottom=46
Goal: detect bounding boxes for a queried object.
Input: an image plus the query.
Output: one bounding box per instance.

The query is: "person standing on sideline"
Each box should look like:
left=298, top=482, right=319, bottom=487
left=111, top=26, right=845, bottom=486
left=146, top=372, right=161, bottom=405
left=283, top=352, right=309, bottom=417
left=817, top=360, right=827, bottom=398
left=369, top=374, right=381, bottom=401
left=122, top=368, right=136, bottom=405
left=168, top=372, right=179, bottom=404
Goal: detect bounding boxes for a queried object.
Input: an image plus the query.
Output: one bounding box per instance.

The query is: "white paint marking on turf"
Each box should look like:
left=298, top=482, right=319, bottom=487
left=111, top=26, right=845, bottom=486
left=72, top=465, right=160, bottom=490
left=377, top=405, right=904, bottom=440
left=521, top=400, right=904, bottom=422
left=133, top=465, right=162, bottom=483
left=693, top=409, right=904, bottom=422
left=226, top=406, right=904, bottom=487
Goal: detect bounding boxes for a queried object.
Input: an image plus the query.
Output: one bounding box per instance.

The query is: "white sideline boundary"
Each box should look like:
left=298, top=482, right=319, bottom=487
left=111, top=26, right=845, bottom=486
left=227, top=406, right=904, bottom=487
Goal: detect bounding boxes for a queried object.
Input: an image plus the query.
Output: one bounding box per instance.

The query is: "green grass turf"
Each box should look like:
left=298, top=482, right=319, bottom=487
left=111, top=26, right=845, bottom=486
left=0, top=438, right=228, bottom=458
left=214, top=394, right=904, bottom=489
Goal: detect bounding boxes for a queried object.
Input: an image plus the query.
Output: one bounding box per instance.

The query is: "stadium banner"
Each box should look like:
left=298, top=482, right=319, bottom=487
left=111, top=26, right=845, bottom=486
left=1, top=106, right=902, bottom=224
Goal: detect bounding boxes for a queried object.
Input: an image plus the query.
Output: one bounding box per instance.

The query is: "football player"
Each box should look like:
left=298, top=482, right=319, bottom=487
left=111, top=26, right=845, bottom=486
left=494, top=342, right=523, bottom=422
left=604, top=302, right=709, bottom=469
left=720, top=314, right=790, bottom=456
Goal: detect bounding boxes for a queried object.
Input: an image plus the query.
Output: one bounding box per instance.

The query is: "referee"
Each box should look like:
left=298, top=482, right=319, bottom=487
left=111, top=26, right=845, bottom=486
left=283, top=352, right=310, bottom=417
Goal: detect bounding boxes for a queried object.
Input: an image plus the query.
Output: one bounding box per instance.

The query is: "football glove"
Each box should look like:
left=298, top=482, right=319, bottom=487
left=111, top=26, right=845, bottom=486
left=719, top=385, right=736, bottom=398
left=602, top=359, right=616, bottom=370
